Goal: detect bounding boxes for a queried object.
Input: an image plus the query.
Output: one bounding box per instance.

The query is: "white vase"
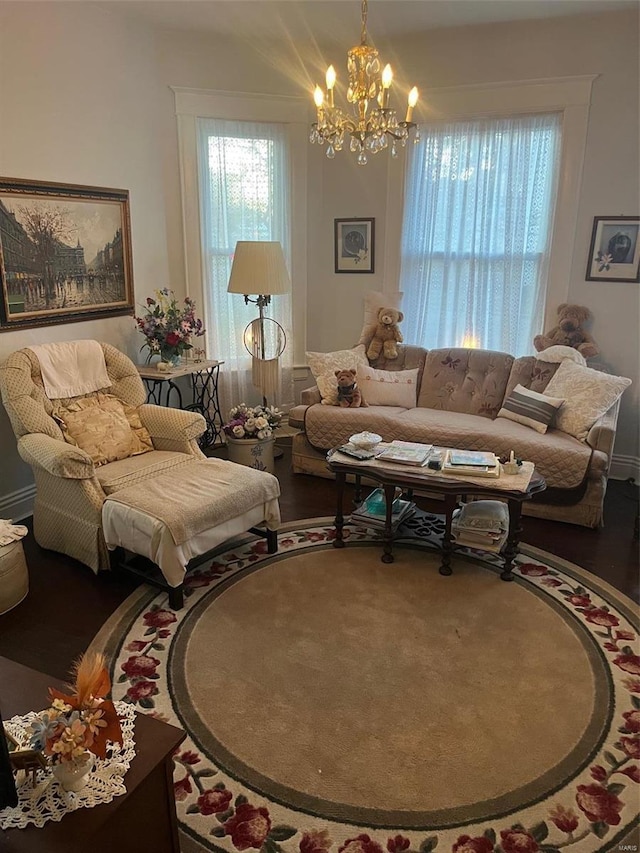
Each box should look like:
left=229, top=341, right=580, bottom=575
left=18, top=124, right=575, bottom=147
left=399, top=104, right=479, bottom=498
left=51, top=753, right=94, bottom=792
left=226, top=436, right=275, bottom=474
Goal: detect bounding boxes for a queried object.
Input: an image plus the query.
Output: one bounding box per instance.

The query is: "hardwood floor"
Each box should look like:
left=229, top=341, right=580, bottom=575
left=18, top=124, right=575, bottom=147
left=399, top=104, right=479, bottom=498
left=0, top=444, right=637, bottom=683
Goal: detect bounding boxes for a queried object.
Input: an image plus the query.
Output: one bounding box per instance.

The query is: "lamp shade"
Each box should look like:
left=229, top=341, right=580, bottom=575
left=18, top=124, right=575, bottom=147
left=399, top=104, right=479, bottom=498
left=227, top=241, right=291, bottom=296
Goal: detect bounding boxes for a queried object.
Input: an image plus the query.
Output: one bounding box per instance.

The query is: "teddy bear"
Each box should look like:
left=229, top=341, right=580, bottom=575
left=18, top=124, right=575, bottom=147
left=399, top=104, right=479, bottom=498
left=335, top=369, right=366, bottom=408
left=366, top=307, right=404, bottom=361
left=533, top=303, right=599, bottom=359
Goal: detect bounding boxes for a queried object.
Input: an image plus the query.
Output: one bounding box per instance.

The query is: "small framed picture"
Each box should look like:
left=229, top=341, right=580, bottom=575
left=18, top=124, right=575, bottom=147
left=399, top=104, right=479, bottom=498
left=586, top=216, right=640, bottom=283
left=334, top=218, right=375, bottom=274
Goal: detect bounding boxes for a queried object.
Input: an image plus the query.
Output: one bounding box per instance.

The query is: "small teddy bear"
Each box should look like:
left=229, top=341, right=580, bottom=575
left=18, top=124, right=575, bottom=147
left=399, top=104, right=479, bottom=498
left=366, top=307, right=404, bottom=361
left=533, top=303, right=599, bottom=359
left=335, top=369, right=366, bottom=408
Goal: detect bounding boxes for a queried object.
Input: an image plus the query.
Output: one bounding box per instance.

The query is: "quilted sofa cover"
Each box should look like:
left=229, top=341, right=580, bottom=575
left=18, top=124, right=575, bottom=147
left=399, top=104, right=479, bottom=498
left=290, top=346, right=621, bottom=528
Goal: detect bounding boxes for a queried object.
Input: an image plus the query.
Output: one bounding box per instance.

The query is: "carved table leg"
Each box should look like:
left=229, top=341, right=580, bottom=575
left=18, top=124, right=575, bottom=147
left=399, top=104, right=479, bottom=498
left=333, top=471, right=346, bottom=549
left=439, top=494, right=458, bottom=576
left=501, top=499, right=523, bottom=581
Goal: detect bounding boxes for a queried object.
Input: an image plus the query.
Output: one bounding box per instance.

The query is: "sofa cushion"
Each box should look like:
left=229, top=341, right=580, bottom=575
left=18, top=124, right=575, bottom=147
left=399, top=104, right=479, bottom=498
left=357, top=365, right=419, bottom=407
left=417, top=348, right=514, bottom=417
left=306, top=346, right=368, bottom=405
left=543, top=360, right=632, bottom=441
left=304, top=405, right=410, bottom=452
left=497, top=384, right=565, bottom=434
left=505, top=357, right=560, bottom=398
left=390, top=408, right=593, bottom=489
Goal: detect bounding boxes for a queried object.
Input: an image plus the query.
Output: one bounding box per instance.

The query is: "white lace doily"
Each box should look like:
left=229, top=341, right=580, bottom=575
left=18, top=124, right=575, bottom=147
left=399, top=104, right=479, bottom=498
left=0, top=701, right=136, bottom=830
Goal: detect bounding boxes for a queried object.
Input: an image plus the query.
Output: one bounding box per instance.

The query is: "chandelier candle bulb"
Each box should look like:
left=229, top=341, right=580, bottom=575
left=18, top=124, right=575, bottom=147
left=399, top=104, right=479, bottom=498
left=380, top=64, right=393, bottom=108
left=314, top=85, right=324, bottom=121
left=405, top=87, right=419, bottom=123
left=326, top=65, right=336, bottom=108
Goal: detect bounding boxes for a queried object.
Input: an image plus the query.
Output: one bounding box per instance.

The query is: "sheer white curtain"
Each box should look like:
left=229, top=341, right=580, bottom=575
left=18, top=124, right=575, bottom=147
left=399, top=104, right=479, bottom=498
left=197, top=118, right=293, bottom=417
left=400, top=113, right=562, bottom=356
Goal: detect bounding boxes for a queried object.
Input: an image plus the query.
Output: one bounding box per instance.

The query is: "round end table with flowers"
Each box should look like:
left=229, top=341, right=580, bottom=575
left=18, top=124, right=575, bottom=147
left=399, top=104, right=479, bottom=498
left=223, top=404, right=282, bottom=475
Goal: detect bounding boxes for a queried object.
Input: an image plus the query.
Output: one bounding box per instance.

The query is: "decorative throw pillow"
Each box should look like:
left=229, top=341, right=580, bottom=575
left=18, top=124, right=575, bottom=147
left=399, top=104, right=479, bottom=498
left=356, top=365, right=419, bottom=408
left=357, top=290, right=403, bottom=347
left=497, top=384, right=565, bottom=434
left=53, top=394, right=153, bottom=466
left=306, top=346, right=368, bottom=405
left=543, top=361, right=632, bottom=441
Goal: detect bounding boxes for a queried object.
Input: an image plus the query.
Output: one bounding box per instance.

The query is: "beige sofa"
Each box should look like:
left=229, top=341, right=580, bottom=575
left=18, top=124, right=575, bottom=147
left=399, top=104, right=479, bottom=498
left=289, top=346, right=621, bottom=528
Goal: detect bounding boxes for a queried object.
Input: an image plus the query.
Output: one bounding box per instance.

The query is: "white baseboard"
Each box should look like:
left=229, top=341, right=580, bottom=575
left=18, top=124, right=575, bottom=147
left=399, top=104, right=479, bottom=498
left=0, top=483, right=36, bottom=522
left=609, top=454, right=640, bottom=483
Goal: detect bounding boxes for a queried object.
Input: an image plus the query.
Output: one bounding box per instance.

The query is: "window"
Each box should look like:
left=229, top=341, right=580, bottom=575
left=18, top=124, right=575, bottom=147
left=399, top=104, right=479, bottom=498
left=197, top=118, right=292, bottom=410
left=399, top=113, right=562, bottom=356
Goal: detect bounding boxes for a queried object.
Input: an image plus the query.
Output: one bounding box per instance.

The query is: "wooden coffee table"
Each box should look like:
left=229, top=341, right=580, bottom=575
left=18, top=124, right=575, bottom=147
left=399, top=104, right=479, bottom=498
left=327, top=450, right=546, bottom=581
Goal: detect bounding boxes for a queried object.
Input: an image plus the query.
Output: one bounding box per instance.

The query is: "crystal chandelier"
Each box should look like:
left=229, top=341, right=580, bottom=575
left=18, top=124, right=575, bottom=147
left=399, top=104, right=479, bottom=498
left=310, top=0, right=419, bottom=165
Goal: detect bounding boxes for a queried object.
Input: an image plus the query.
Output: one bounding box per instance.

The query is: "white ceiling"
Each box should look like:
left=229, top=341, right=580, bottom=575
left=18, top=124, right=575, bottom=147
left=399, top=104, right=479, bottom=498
left=106, top=0, right=638, bottom=40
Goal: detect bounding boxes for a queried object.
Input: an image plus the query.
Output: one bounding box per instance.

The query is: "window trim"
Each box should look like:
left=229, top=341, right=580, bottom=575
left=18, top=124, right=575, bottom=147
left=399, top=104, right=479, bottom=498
left=384, top=75, right=596, bottom=333
left=173, top=87, right=309, bottom=366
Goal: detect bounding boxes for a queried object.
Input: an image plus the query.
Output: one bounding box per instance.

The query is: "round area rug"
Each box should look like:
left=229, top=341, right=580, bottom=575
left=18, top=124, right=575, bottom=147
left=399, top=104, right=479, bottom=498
left=90, top=519, right=640, bottom=853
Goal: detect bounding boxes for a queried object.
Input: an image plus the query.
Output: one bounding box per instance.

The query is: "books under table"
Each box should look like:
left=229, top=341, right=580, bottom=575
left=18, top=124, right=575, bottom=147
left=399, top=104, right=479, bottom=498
left=451, top=500, right=509, bottom=553
left=351, top=488, right=417, bottom=531
left=376, top=440, right=433, bottom=466
left=442, top=449, right=500, bottom=479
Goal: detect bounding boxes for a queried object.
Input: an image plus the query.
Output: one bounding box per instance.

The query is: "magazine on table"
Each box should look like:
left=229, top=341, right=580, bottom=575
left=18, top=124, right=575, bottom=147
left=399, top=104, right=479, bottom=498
left=447, top=449, right=498, bottom=468
left=377, top=441, right=432, bottom=466
left=351, top=488, right=416, bottom=529
left=442, top=450, right=501, bottom=478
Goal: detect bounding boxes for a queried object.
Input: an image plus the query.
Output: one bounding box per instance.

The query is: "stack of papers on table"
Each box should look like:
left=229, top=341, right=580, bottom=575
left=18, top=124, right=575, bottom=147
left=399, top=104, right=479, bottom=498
left=377, top=441, right=432, bottom=466
left=351, top=488, right=416, bottom=531
left=451, top=500, right=509, bottom=553
left=442, top=449, right=500, bottom=478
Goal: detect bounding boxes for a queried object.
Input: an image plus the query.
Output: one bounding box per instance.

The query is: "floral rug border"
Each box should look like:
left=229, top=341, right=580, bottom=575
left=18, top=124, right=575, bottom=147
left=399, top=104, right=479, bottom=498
left=97, top=522, right=640, bottom=853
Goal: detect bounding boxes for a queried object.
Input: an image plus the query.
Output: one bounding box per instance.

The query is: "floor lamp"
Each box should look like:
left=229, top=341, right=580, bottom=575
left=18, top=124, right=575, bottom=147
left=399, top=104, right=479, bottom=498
left=227, top=241, right=291, bottom=409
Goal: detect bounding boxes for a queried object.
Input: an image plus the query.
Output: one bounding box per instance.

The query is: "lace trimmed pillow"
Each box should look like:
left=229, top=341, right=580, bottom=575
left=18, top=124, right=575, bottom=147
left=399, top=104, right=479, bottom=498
left=543, top=361, right=631, bottom=441
left=306, top=346, right=368, bottom=405
left=53, top=393, right=153, bottom=466
left=497, top=384, right=565, bottom=434
left=356, top=365, right=419, bottom=408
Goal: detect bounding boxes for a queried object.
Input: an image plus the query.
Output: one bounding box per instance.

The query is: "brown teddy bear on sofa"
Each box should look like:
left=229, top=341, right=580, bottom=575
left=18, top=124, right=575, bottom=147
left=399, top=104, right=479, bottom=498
left=335, top=369, right=366, bottom=407
left=533, top=303, right=599, bottom=359
left=366, top=307, right=404, bottom=361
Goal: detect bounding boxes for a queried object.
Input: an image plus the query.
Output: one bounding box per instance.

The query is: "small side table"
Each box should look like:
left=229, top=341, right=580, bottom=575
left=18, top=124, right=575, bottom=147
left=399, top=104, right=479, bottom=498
left=137, top=359, right=224, bottom=448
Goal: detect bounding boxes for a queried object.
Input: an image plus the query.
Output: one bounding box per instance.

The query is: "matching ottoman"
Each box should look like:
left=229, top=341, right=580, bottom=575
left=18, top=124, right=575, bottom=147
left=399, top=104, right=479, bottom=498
left=102, top=458, right=281, bottom=609
left=0, top=540, right=29, bottom=615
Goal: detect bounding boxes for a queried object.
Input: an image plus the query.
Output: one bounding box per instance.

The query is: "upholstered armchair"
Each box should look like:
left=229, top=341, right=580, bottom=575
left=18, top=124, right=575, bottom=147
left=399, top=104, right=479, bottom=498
left=0, top=343, right=206, bottom=573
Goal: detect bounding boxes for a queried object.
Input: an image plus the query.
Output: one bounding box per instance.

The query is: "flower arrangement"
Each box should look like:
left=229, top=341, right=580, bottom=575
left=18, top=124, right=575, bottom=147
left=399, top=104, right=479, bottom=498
left=135, top=288, right=205, bottom=364
left=29, top=652, right=123, bottom=766
left=223, top=403, right=282, bottom=441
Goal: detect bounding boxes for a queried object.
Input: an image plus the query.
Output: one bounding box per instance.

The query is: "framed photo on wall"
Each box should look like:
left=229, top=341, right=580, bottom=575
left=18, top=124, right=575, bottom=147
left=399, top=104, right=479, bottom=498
left=0, top=177, right=134, bottom=330
left=586, top=215, right=640, bottom=283
left=334, top=217, right=375, bottom=274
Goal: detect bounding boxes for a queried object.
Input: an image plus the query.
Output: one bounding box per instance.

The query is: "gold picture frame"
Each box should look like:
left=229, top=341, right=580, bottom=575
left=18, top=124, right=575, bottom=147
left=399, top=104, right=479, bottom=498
left=0, top=176, right=134, bottom=330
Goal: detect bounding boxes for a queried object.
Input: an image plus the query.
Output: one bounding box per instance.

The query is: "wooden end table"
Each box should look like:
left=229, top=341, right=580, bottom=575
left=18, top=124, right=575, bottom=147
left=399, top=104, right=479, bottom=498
left=0, top=656, right=185, bottom=853
left=327, top=452, right=546, bottom=581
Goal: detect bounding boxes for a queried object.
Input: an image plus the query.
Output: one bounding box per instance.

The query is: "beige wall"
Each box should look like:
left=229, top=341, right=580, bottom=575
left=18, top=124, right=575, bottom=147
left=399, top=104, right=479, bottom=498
left=0, top=3, right=637, bottom=518
left=0, top=2, right=169, bottom=509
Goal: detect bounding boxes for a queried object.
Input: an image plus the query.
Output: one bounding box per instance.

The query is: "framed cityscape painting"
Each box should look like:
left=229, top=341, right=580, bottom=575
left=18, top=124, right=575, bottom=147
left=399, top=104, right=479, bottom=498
left=0, top=177, right=134, bottom=330
left=586, top=215, right=640, bottom=283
